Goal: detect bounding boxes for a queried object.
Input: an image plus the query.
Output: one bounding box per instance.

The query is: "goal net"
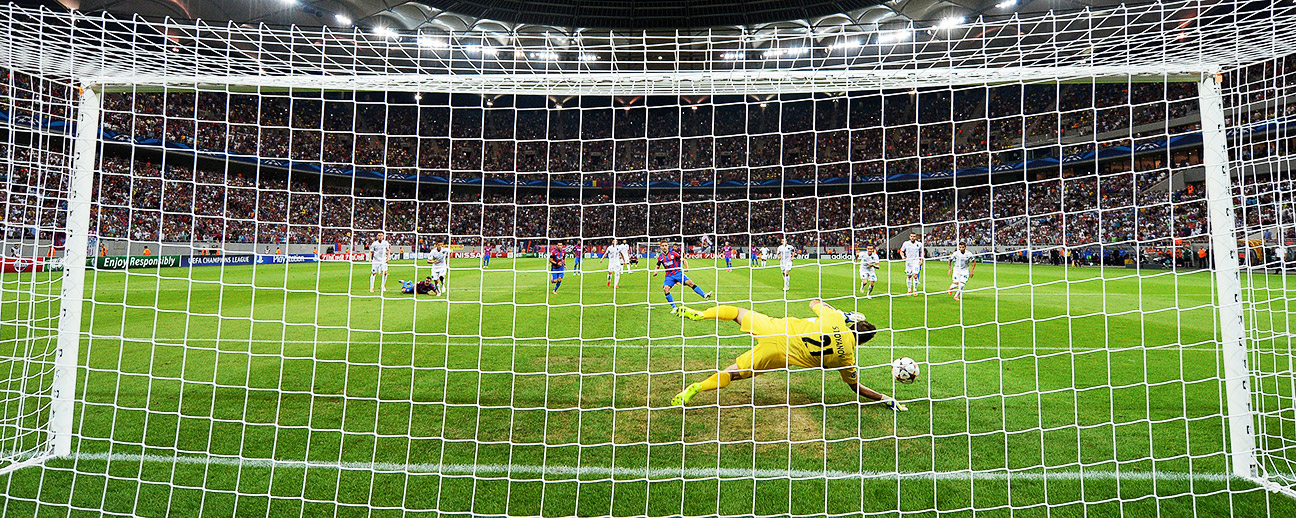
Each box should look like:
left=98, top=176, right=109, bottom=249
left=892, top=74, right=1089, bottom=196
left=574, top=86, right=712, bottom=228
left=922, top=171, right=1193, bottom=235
left=0, top=0, right=1295, bottom=515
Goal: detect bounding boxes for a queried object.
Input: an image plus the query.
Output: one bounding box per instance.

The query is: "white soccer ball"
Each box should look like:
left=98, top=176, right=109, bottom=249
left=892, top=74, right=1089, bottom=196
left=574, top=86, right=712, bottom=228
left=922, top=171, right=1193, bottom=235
left=891, top=357, right=919, bottom=384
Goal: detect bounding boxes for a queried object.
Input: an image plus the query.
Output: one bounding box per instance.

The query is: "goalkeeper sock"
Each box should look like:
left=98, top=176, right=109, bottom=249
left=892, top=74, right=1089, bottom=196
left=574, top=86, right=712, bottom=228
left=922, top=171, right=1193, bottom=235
left=665, top=292, right=676, bottom=308
left=696, top=371, right=732, bottom=392
left=692, top=285, right=706, bottom=298
left=701, top=305, right=740, bottom=322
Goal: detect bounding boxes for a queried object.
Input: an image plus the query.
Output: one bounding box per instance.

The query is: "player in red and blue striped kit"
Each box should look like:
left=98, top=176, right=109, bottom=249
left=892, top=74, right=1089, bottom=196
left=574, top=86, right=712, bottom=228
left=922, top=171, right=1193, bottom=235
left=723, top=242, right=734, bottom=272
left=652, top=241, right=710, bottom=313
left=549, top=246, right=566, bottom=294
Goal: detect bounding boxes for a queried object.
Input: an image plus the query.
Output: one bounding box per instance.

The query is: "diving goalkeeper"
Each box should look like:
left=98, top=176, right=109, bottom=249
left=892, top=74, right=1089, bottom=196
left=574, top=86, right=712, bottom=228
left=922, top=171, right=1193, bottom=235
left=672, top=300, right=907, bottom=412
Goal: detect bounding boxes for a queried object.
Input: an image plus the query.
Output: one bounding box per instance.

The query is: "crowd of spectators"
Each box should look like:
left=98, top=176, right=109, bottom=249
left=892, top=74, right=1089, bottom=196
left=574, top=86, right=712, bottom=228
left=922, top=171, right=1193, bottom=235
left=3, top=66, right=1294, bottom=254
left=94, top=81, right=1204, bottom=183
left=81, top=146, right=1238, bottom=254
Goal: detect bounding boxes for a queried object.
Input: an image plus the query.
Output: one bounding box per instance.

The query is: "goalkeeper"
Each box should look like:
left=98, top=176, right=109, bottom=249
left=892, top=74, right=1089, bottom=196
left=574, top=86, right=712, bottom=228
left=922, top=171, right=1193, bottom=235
left=672, top=300, right=906, bottom=412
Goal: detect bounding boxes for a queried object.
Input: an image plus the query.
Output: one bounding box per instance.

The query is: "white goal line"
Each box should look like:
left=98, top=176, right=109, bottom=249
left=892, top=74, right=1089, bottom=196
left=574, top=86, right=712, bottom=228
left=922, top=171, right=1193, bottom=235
left=59, top=452, right=1235, bottom=484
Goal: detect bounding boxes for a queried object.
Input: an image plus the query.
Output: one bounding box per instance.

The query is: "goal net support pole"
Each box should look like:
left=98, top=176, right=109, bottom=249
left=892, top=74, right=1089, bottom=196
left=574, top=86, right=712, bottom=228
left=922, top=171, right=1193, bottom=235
left=50, top=85, right=98, bottom=457
left=1200, top=71, right=1258, bottom=481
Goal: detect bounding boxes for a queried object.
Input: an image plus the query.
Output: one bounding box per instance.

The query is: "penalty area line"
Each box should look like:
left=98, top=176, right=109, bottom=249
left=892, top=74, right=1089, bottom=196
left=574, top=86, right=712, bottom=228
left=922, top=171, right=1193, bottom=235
left=57, top=452, right=1235, bottom=483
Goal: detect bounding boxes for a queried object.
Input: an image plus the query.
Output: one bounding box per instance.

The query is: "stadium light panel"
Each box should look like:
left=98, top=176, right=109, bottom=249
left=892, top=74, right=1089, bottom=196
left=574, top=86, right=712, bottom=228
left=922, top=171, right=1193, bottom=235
left=418, top=36, right=449, bottom=49
left=762, top=47, right=807, bottom=59
left=578, top=53, right=600, bottom=61
left=721, top=51, right=746, bottom=60
left=937, top=16, right=965, bottom=30
left=373, top=26, right=398, bottom=39
left=530, top=51, right=561, bottom=61
left=466, top=44, right=499, bottom=56
left=877, top=29, right=912, bottom=44
left=828, top=39, right=862, bottom=50
left=995, top=0, right=1016, bottom=7
left=334, top=14, right=352, bottom=26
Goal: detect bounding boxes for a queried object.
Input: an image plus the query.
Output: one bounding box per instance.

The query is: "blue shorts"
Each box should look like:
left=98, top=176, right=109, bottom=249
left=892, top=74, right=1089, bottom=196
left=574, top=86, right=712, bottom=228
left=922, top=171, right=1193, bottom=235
left=725, top=258, right=732, bottom=265
left=551, top=270, right=564, bottom=281
left=663, top=272, right=688, bottom=287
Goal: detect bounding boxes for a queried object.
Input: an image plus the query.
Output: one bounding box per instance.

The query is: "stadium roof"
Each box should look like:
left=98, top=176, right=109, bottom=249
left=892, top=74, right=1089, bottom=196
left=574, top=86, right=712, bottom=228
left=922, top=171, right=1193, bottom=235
left=58, top=0, right=1117, bottom=32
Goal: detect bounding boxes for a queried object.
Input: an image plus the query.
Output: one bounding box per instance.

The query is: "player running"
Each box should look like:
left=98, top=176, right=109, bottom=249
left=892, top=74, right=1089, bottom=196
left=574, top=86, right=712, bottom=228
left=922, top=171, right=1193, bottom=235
left=858, top=244, right=881, bottom=296
left=722, top=241, right=734, bottom=272
left=900, top=232, right=924, bottom=296
left=948, top=243, right=977, bottom=301
left=776, top=238, right=794, bottom=291
left=606, top=238, right=626, bottom=289
left=427, top=241, right=449, bottom=295
left=652, top=241, right=710, bottom=312
left=369, top=232, right=391, bottom=293
left=549, top=244, right=566, bottom=294
left=671, top=300, right=906, bottom=411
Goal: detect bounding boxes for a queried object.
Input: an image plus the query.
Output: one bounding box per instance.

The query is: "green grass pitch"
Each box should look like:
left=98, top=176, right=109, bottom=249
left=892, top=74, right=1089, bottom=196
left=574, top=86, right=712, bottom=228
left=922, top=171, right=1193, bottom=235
left=1, top=257, right=1294, bottom=517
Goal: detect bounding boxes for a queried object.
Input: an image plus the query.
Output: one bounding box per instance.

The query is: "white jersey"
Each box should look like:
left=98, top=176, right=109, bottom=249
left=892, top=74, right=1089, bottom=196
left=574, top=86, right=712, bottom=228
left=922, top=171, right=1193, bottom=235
left=370, top=240, right=391, bottom=263
left=776, top=245, right=794, bottom=272
left=619, top=244, right=632, bottom=263
left=950, top=250, right=976, bottom=272
left=608, top=245, right=624, bottom=267
left=428, top=248, right=449, bottom=270
left=777, top=245, right=794, bottom=263
left=901, top=240, right=924, bottom=264
left=760, top=247, right=769, bottom=259
left=858, top=252, right=880, bottom=274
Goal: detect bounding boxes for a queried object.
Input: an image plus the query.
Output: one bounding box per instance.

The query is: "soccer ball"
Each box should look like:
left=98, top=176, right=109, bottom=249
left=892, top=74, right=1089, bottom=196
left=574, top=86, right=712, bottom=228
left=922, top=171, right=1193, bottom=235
left=891, top=357, right=919, bottom=384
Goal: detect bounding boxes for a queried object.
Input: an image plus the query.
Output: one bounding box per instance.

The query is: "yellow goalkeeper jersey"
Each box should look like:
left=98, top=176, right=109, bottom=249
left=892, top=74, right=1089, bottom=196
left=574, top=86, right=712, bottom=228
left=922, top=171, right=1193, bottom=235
left=739, top=305, right=859, bottom=384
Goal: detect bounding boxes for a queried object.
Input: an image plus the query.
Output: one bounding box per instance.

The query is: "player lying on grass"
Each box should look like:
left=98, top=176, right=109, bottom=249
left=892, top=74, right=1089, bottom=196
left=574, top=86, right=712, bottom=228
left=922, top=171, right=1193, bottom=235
left=672, top=300, right=907, bottom=412
left=399, top=277, right=436, bottom=295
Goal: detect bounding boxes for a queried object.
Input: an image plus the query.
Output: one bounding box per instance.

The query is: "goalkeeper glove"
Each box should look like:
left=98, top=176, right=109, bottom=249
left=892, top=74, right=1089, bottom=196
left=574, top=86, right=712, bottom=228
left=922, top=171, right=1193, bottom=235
left=880, top=397, right=908, bottom=412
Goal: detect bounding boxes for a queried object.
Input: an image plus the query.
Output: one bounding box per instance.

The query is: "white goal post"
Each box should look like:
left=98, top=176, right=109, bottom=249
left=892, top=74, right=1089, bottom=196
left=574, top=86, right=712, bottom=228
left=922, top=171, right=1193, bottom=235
left=1, top=0, right=1296, bottom=515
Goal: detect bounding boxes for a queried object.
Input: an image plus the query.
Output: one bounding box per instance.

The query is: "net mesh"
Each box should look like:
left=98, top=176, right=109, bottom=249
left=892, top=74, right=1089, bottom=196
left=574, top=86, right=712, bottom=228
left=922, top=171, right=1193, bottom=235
left=0, top=1, right=1292, bottom=516
left=0, top=69, right=74, bottom=473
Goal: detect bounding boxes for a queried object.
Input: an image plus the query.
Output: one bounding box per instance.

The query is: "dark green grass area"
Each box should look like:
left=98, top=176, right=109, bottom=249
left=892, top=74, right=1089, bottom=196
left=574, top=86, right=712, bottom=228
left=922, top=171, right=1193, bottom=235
left=1, top=258, right=1294, bottom=517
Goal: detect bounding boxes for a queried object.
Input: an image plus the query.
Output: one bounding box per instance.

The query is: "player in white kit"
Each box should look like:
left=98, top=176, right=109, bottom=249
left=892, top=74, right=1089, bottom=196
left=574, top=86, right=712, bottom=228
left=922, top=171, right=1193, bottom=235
left=606, top=238, right=626, bottom=289
left=900, top=232, right=924, bottom=296
left=858, top=244, right=881, bottom=296
left=776, top=238, right=795, bottom=291
left=369, top=232, right=391, bottom=293
left=426, top=241, right=449, bottom=295
left=759, top=246, right=769, bottom=267
left=947, top=242, right=977, bottom=301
